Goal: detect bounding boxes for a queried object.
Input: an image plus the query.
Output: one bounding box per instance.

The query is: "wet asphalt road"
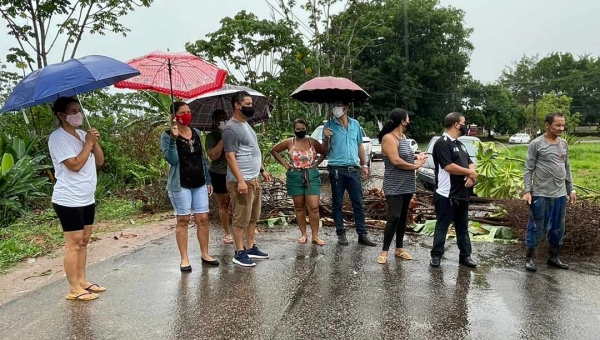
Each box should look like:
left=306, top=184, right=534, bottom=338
left=1, top=225, right=600, bottom=340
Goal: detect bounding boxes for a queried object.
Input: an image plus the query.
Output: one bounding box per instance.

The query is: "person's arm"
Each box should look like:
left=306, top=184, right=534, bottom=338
left=312, top=138, right=328, bottom=166
left=60, top=132, right=96, bottom=172
left=381, top=135, right=422, bottom=170
left=270, top=139, right=292, bottom=170
left=322, top=122, right=332, bottom=152
left=92, top=142, right=104, bottom=166
left=436, top=142, right=476, bottom=177
left=523, top=140, right=538, bottom=194
left=161, top=131, right=178, bottom=166
left=222, top=129, right=245, bottom=183
left=205, top=133, right=224, bottom=161
left=564, top=141, right=576, bottom=203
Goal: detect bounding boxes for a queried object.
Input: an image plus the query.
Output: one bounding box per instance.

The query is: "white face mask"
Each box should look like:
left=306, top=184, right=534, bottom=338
left=218, top=121, right=227, bottom=130
left=332, top=106, right=345, bottom=118
left=65, top=112, right=83, bottom=127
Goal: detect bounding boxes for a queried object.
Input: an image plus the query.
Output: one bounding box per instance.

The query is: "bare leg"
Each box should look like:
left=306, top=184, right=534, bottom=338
left=292, top=195, right=307, bottom=243
left=234, top=226, right=246, bottom=251
left=194, top=212, right=214, bottom=261
left=245, top=225, right=256, bottom=250
left=305, top=195, right=324, bottom=245
left=175, top=215, right=191, bottom=267
left=216, top=193, right=231, bottom=238
left=78, top=225, right=93, bottom=288
left=64, top=231, right=88, bottom=295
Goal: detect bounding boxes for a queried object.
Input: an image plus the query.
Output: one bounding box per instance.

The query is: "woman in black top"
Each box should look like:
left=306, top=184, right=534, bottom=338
left=161, top=102, right=219, bottom=271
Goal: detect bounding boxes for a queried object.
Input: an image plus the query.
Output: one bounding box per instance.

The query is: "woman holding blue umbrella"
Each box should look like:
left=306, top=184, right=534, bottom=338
left=49, top=97, right=105, bottom=301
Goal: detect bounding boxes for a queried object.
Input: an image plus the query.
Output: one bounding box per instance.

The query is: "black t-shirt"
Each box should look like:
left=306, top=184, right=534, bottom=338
left=176, top=129, right=206, bottom=189
left=432, top=135, right=473, bottom=200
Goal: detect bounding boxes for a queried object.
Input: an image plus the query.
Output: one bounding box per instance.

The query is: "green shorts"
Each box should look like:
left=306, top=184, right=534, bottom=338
left=286, top=168, right=321, bottom=197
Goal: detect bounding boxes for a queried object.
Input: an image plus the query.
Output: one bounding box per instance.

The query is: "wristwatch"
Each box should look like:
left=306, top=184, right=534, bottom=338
left=260, top=168, right=265, bottom=174
left=361, top=165, right=368, bottom=168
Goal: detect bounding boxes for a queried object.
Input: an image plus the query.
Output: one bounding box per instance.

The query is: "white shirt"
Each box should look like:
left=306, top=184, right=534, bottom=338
left=48, top=128, right=97, bottom=207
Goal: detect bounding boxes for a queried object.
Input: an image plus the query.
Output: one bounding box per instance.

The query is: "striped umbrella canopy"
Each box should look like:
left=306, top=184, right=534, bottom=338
left=185, top=84, right=271, bottom=131
left=115, top=51, right=227, bottom=100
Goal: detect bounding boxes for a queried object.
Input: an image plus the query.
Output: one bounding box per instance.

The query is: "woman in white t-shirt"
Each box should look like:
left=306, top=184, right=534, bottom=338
left=48, top=97, right=105, bottom=301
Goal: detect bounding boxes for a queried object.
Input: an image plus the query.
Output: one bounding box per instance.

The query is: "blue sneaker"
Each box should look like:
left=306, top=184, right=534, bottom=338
left=233, top=250, right=256, bottom=267
left=246, top=245, right=269, bottom=259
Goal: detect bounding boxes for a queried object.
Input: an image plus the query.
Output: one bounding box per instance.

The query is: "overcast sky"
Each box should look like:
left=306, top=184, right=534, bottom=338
left=1, top=0, right=599, bottom=83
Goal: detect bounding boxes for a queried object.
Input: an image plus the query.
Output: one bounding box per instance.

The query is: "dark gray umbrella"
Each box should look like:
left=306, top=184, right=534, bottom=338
left=185, top=84, right=271, bottom=131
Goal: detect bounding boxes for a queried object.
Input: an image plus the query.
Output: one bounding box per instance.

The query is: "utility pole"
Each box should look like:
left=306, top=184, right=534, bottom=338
left=404, top=0, right=409, bottom=62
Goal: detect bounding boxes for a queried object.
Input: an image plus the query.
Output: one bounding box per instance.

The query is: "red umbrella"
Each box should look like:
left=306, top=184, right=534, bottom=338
left=115, top=51, right=227, bottom=100
left=290, top=76, right=370, bottom=103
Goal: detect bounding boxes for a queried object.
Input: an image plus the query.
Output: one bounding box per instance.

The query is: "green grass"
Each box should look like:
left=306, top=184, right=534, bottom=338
left=0, top=198, right=146, bottom=273
left=503, top=143, right=600, bottom=192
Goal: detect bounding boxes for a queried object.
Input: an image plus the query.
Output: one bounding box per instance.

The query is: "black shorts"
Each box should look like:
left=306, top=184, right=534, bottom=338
left=53, top=203, right=96, bottom=232
left=209, top=171, right=228, bottom=195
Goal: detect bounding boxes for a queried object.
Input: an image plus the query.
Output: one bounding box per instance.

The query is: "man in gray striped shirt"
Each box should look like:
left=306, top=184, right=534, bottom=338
left=523, top=113, right=576, bottom=272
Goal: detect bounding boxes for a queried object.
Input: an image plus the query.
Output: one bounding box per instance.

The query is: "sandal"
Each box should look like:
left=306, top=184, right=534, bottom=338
left=377, top=255, right=388, bottom=264
left=395, top=249, right=413, bottom=260
left=297, top=235, right=308, bottom=244
left=223, top=236, right=234, bottom=244
left=66, top=292, right=99, bottom=301
left=312, top=237, right=326, bottom=246
left=84, top=283, right=106, bottom=293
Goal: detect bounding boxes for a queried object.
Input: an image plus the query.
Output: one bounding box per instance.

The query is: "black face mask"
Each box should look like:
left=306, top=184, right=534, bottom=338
left=241, top=106, right=255, bottom=118
left=459, top=124, right=468, bottom=136
left=294, top=130, right=306, bottom=139
left=404, top=121, right=411, bottom=130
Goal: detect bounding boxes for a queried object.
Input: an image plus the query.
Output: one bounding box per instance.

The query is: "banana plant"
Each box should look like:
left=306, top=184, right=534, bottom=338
left=473, top=141, right=524, bottom=199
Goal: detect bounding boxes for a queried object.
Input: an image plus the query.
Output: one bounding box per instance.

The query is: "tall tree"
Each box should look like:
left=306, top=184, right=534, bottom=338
left=318, top=0, right=474, bottom=138
left=185, top=10, right=314, bottom=127
left=0, top=0, right=153, bottom=71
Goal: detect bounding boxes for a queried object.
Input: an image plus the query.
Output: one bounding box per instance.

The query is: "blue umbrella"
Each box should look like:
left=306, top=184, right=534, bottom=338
left=0, top=55, right=140, bottom=113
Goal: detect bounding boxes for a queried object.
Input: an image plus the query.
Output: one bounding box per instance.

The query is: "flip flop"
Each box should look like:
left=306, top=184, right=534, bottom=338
left=66, top=292, right=99, bottom=301
left=297, top=235, right=308, bottom=244
left=377, top=255, right=388, bottom=264
left=223, top=236, right=234, bottom=244
left=312, top=238, right=325, bottom=246
left=395, top=250, right=413, bottom=260
left=84, top=284, right=106, bottom=293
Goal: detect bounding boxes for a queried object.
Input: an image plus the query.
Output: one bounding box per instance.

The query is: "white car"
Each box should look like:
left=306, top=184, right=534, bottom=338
left=371, top=139, right=382, bottom=159
left=407, top=138, right=419, bottom=152
left=509, top=133, right=531, bottom=144
left=311, top=123, right=372, bottom=170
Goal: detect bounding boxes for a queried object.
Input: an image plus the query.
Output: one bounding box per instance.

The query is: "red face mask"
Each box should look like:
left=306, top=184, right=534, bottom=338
left=175, top=112, right=192, bottom=126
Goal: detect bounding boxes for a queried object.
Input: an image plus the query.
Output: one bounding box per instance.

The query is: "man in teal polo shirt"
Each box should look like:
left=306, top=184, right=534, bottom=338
left=322, top=102, right=377, bottom=246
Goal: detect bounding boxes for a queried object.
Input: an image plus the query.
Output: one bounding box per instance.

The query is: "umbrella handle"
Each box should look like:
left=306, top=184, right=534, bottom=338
left=76, top=95, right=92, bottom=129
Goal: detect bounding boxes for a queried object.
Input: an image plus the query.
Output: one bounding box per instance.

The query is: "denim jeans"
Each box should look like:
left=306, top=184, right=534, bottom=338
left=431, top=193, right=471, bottom=258
left=328, top=166, right=367, bottom=236
left=525, top=196, right=567, bottom=249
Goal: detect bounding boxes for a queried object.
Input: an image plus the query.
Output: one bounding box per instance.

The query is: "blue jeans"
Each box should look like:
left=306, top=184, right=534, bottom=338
left=525, top=196, right=567, bottom=249
left=168, top=186, right=209, bottom=216
left=328, top=166, right=367, bottom=236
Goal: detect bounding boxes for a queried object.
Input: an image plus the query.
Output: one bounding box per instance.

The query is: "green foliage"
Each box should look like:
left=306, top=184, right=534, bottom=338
left=460, top=77, right=526, bottom=135
left=473, top=142, right=524, bottom=199
left=317, top=0, right=474, bottom=139
left=562, top=132, right=581, bottom=146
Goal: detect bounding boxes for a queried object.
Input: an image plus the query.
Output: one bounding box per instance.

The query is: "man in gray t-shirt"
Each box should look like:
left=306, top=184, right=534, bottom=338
left=222, top=91, right=272, bottom=267
left=522, top=113, right=576, bottom=272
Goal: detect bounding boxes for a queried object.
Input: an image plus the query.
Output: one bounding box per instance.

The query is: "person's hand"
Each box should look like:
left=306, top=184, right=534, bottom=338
left=262, top=170, right=272, bottom=182
left=84, top=130, right=98, bottom=146
left=170, top=119, right=179, bottom=138
left=237, top=181, right=248, bottom=195
left=88, top=128, right=101, bottom=139
left=207, top=185, right=213, bottom=196
left=324, top=127, right=333, bottom=139
left=361, top=166, right=369, bottom=179
left=415, top=158, right=426, bottom=168
left=465, top=177, right=475, bottom=188
left=522, top=192, right=532, bottom=205
left=569, top=191, right=577, bottom=204
left=468, top=169, right=478, bottom=181
left=416, top=153, right=426, bottom=161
